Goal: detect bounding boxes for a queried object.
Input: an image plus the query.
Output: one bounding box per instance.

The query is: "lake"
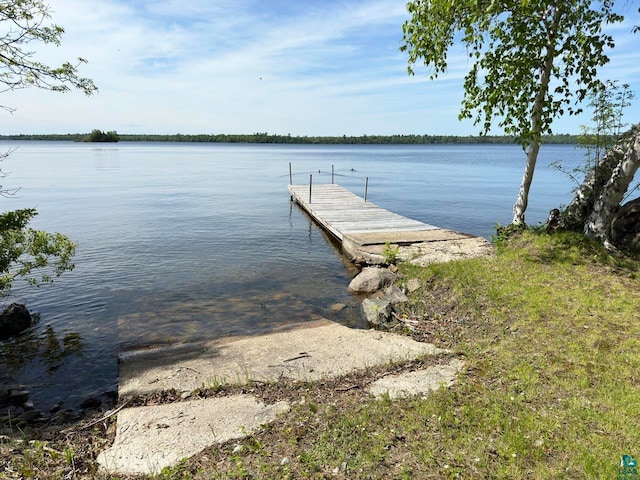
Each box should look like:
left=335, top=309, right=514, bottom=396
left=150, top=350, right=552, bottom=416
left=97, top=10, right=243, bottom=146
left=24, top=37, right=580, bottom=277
left=0, top=142, right=583, bottom=410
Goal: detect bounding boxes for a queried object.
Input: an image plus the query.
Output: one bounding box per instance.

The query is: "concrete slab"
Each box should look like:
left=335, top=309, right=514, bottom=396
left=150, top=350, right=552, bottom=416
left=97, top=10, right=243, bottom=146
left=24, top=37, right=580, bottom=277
left=342, top=230, right=493, bottom=265
left=402, top=236, right=494, bottom=266
left=367, top=358, right=465, bottom=399
left=119, top=320, right=448, bottom=397
left=344, top=229, right=469, bottom=246
left=97, top=395, right=289, bottom=476
left=102, top=320, right=457, bottom=476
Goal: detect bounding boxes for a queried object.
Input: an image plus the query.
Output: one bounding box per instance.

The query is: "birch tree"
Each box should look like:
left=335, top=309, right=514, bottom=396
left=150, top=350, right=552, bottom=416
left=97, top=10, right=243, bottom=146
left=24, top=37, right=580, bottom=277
left=401, top=0, right=623, bottom=225
left=584, top=123, right=640, bottom=246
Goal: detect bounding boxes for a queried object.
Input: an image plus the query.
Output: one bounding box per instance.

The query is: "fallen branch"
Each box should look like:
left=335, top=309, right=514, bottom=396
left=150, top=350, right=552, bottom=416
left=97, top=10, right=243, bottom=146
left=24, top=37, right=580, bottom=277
left=80, top=401, right=129, bottom=429
left=283, top=353, right=311, bottom=362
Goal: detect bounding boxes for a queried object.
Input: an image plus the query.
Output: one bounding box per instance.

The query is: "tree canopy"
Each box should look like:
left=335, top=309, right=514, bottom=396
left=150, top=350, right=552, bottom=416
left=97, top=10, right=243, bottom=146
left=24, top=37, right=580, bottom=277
left=0, top=0, right=97, bottom=111
left=81, top=129, right=119, bottom=142
left=0, top=208, right=75, bottom=295
left=402, top=0, right=624, bottom=224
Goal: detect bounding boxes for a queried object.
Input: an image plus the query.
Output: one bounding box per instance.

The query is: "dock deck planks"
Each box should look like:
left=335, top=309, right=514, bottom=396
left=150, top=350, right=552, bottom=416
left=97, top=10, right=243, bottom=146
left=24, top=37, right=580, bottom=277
left=288, top=183, right=437, bottom=241
left=288, top=183, right=493, bottom=265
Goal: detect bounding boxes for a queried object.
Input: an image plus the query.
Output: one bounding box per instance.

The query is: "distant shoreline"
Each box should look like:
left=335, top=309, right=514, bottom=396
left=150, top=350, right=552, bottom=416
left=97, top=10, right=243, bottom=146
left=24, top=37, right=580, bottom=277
left=0, top=133, right=581, bottom=145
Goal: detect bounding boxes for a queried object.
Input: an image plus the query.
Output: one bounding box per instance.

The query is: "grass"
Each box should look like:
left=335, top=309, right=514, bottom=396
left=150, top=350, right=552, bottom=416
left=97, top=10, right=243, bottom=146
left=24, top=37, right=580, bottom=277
left=3, top=230, right=640, bottom=479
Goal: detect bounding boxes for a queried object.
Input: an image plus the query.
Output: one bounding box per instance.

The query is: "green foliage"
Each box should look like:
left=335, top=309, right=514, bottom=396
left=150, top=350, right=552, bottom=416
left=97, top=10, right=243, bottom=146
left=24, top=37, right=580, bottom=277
left=491, top=222, right=526, bottom=246
left=402, top=1, right=625, bottom=225
left=401, top=1, right=622, bottom=147
left=553, top=81, right=636, bottom=192
left=81, top=129, right=119, bottom=143
left=0, top=208, right=76, bottom=296
left=382, top=241, right=400, bottom=265
left=0, top=0, right=97, bottom=111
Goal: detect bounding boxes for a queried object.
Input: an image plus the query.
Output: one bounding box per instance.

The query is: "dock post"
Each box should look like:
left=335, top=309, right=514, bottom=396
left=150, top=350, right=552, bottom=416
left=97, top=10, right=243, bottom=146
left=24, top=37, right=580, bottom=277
left=331, top=165, right=334, bottom=184
left=289, top=162, right=292, bottom=185
left=309, top=174, right=313, bottom=203
left=364, top=177, right=369, bottom=202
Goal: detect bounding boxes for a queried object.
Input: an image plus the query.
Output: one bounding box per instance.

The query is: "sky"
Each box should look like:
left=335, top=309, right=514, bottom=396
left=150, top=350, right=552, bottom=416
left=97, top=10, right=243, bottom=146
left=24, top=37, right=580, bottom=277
left=1, top=0, right=640, bottom=136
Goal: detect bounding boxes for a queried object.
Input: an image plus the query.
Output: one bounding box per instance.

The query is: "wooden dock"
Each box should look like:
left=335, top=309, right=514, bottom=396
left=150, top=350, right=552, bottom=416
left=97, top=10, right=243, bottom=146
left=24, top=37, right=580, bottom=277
left=289, top=183, right=493, bottom=265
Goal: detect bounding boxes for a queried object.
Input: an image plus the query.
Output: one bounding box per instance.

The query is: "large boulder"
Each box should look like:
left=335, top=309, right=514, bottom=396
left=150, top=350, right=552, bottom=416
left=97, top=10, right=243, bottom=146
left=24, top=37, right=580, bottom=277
left=0, top=303, right=33, bottom=340
left=348, top=267, right=395, bottom=294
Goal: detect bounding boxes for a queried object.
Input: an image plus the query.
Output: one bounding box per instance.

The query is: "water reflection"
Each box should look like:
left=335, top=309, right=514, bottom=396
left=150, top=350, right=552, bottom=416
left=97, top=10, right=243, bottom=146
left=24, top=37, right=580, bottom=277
left=0, top=323, right=84, bottom=381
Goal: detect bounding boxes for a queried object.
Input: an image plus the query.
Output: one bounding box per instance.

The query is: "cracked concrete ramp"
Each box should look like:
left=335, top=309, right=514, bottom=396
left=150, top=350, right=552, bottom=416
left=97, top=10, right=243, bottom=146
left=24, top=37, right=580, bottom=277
left=101, top=320, right=453, bottom=476
left=97, top=394, right=289, bottom=476
left=118, top=319, right=448, bottom=397
left=367, top=358, right=465, bottom=399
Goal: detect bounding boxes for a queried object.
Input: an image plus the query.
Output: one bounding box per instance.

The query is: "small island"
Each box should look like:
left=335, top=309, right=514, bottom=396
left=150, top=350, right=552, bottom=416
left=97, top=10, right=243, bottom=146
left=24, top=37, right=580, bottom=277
left=79, top=129, right=120, bottom=142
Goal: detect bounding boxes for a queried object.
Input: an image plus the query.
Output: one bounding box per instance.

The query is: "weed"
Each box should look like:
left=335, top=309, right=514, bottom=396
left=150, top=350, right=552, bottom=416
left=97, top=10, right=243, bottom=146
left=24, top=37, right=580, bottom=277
left=382, top=241, right=400, bottom=265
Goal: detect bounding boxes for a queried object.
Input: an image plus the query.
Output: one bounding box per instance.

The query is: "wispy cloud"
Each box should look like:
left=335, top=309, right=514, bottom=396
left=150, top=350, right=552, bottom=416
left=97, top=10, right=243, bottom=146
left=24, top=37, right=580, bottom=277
left=2, top=0, right=639, bottom=136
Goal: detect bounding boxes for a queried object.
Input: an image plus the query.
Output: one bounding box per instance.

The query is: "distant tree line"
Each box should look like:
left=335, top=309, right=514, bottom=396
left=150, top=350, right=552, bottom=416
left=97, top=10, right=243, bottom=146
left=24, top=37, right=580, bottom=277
left=0, top=132, right=580, bottom=144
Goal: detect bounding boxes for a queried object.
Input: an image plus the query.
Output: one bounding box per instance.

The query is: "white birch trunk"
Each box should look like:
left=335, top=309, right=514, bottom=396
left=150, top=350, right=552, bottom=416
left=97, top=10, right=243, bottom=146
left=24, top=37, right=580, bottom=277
left=512, top=5, right=559, bottom=225
left=513, top=141, right=540, bottom=224
left=585, top=124, right=640, bottom=243
left=562, top=145, right=623, bottom=230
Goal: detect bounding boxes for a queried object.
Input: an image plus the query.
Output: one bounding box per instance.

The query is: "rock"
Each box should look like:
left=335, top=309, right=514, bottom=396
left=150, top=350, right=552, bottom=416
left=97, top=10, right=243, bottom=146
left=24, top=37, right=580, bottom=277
left=361, top=298, right=395, bottom=329
left=0, top=303, right=32, bottom=340
left=348, top=267, right=395, bottom=294
left=18, top=410, right=43, bottom=424
left=546, top=208, right=562, bottom=233
left=611, top=197, right=640, bottom=249
left=383, top=285, right=408, bottom=304
left=80, top=397, right=102, bottom=409
left=406, top=278, right=421, bottom=293
left=51, top=409, right=82, bottom=425
left=0, top=389, right=29, bottom=408
left=329, top=303, right=346, bottom=313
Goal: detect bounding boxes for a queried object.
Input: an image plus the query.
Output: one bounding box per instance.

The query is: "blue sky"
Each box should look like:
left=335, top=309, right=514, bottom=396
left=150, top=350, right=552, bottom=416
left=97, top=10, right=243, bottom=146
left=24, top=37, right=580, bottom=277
left=2, top=0, right=640, bottom=136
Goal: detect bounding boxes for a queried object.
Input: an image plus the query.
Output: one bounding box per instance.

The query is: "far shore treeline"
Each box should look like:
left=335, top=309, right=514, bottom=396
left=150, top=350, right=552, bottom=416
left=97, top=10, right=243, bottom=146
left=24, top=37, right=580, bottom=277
left=0, top=132, right=582, bottom=145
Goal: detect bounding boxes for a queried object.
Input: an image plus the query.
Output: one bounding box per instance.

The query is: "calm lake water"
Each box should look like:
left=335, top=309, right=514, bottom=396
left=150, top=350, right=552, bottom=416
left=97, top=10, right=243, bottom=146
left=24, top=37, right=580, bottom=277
left=0, top=142, right=583, bottom=410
